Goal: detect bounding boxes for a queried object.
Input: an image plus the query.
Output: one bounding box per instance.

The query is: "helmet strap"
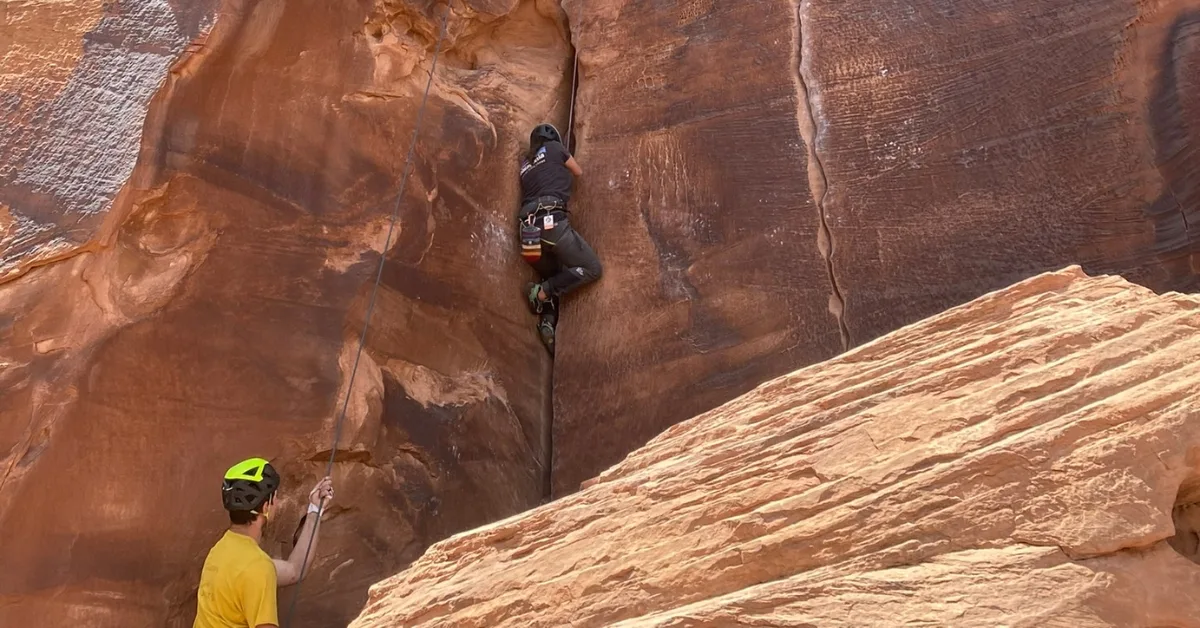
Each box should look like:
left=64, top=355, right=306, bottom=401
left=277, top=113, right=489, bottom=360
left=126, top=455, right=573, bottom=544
left=253, top=493, right=276, bottom=519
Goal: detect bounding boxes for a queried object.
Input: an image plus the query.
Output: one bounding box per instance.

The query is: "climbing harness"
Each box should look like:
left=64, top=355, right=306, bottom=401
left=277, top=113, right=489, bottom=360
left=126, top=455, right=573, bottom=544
left=519, top=195, right=568, bottom=263
left=278, top=5, right=451, bottom=628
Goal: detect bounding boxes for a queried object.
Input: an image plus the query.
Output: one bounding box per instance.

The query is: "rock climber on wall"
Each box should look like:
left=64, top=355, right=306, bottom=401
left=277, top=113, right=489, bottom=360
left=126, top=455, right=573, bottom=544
left=517, top=122, right=603, bottom=354
left=193, top=458, right=334, bottom=628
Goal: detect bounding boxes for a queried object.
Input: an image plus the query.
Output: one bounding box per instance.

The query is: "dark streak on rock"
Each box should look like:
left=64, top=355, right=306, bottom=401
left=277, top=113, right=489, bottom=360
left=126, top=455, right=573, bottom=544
left=638, top=204, right=742, bottom=354
left=1146, top=10, right=1200, bottom=292
left=308, top=448, right=376, bottom=466
left=378, top=260, right=458, bottom=309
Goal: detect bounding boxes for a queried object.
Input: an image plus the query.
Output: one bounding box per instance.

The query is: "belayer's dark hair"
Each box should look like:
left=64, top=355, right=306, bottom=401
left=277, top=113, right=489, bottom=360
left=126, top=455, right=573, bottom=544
left=228, top=492, right=275, bottom=525
left=526, top=123, right=562, bottom=162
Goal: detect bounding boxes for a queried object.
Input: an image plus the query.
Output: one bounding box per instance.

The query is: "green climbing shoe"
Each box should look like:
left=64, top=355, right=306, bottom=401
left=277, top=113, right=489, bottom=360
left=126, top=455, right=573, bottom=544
left=538, top=318, right=556, bottom=356
left=525, top=282, right=549, bottom=315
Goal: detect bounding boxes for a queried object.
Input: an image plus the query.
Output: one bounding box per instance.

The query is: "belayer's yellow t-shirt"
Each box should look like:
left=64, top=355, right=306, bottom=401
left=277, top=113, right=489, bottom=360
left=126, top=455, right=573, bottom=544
left=194, top=530, right=279, bottom=628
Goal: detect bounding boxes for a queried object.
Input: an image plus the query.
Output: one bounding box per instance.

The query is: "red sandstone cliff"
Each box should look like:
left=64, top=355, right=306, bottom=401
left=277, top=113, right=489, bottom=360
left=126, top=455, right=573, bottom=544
left=2, top=0, right=1200, bottom=625
left=2, top=1, right=572, bottom=625
left=552, top=0, right=1200, bottom=495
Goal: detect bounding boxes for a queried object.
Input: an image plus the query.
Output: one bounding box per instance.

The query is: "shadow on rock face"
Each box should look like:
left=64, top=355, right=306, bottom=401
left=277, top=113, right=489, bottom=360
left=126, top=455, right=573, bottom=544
left=1168, top=442, right=1200, bottom=565
left=1146, top=10, right=1200, bottom=292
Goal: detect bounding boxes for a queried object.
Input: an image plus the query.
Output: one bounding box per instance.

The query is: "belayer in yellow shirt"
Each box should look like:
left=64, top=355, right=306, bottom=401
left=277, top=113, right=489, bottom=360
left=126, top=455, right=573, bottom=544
left=194, top=458, right=334, bottom=628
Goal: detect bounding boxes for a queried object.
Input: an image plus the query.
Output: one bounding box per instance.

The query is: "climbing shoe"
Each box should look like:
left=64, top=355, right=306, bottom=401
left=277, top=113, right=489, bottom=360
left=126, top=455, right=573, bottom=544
left=525, top=282, right=550, bottom=315
left=538, top=318, right=556, bottom=356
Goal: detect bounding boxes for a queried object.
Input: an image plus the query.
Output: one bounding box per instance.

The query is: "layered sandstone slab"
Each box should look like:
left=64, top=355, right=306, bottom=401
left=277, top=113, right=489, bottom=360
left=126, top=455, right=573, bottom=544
left=553, top=0, right=1200, bottom=499
left=349, top=266, right=1200, bottom=627
left=0, top=1, right=572, bottom=625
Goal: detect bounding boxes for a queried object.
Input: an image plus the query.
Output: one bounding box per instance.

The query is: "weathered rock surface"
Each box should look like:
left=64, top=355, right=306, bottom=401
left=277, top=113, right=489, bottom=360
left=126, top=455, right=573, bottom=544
left=552, top=0, right=1200, bottom=497
left=550, top=0, right=844, bottom=498
left=349, top=266, right=1200, bottom=627
left=8, top=0, right=1200, bottom=624
left=807, top=0, right=1200, bottom=343
left=0, top=0, right=217, bottom=278
left=0, top=0, right=573, bottom=625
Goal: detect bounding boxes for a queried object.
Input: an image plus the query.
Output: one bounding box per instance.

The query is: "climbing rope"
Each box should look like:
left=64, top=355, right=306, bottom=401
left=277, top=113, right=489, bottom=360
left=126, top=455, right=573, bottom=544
left=280, top=5, right=451, bottom=627
left=566, top=53, right=579, bottom=152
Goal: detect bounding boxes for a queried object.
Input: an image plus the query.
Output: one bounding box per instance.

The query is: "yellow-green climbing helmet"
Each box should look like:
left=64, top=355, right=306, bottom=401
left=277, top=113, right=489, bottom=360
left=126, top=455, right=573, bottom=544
left=221, top=457, right=280, bottom=512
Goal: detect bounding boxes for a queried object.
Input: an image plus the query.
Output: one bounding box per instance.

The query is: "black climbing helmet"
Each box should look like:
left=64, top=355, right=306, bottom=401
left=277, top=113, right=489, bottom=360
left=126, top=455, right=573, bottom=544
left=221, top=457, right=281, bottom=513
left=530, top=123, right=562, bottom=146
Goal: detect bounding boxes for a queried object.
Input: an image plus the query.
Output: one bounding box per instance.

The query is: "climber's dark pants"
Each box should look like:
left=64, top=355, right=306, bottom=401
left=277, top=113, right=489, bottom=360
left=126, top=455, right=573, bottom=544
left=533, top=220, right=602, bottom=297
left=519, top=199, right=602, bottom=299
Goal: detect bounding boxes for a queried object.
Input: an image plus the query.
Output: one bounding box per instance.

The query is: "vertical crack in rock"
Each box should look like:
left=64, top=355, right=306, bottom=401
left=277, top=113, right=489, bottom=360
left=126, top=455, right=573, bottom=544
left=793, top=0, right=850, bottom=351
left=542, top=38, right=581, bottom=504
left=541, top=356, right=554, bottom=501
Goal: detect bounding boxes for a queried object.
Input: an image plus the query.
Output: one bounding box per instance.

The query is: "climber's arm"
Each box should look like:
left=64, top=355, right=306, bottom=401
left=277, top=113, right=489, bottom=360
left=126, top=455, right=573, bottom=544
left=565, top=155, right=583, bottom=176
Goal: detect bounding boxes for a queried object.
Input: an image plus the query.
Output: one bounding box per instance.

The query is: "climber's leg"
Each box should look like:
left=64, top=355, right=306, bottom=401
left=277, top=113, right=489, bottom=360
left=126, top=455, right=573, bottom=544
left=530, top=245, right=560, bottom=283
left=540, top=225, right=602, bottom=299
left=524, top=247, right=559, bottom=315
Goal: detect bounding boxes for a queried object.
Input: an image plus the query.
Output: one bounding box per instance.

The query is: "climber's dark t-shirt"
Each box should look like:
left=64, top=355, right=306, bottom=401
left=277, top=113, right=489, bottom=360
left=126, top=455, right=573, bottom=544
left=519, top=140, right=573, bottom=204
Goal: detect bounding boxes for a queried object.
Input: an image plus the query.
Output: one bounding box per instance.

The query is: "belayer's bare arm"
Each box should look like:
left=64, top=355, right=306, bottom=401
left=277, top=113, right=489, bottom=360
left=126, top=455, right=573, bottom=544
left=272, top=476, right=333, bottom=586
left=565, top=155, right=582, bottom=176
